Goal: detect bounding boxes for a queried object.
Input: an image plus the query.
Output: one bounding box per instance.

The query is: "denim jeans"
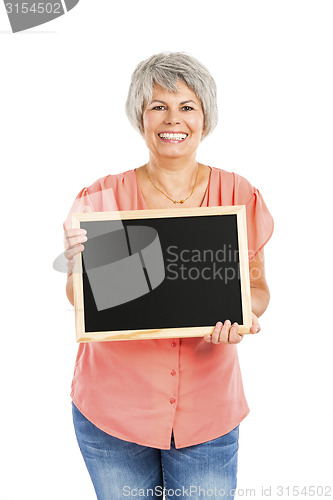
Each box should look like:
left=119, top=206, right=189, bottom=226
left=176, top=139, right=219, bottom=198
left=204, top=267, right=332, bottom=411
left=72, top=402, right=239, bottom=499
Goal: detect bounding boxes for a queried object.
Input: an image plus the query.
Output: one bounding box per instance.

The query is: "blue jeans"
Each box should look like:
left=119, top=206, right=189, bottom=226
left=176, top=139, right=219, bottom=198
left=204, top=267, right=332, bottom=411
left=72, top=402, right=239, bottom=499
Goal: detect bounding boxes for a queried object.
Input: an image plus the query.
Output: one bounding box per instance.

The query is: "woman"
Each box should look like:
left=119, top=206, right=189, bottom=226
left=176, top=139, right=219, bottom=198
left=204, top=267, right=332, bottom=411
left=64, top=52, right=273, bottom=499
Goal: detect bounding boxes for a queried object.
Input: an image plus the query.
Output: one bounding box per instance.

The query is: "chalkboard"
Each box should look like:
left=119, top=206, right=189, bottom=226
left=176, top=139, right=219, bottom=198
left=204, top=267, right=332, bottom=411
left=71, top=206, right=252, bottom=342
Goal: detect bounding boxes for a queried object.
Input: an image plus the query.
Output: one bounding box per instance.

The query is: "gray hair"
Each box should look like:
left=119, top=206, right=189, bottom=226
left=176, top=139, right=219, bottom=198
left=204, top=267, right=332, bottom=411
left=125, top=52, right=218, bottom=139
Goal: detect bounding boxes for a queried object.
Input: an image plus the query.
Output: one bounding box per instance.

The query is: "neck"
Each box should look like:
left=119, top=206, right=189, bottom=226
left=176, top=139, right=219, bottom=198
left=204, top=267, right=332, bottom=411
left=146, top=154, right=199, bottom=196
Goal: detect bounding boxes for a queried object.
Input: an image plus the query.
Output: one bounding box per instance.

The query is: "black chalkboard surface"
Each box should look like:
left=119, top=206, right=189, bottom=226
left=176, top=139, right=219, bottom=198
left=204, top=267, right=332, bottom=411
left=72, top=206, right=251, bottom=342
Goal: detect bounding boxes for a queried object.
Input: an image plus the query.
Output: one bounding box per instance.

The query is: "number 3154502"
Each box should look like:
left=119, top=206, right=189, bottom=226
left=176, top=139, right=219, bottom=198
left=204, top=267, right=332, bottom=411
left=5, top=3, right=62, bottom=14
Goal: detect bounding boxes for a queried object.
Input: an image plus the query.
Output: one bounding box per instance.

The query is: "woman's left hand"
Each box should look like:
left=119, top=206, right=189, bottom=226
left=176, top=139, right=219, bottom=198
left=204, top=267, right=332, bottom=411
left=204, top=312, right=261, bottom=344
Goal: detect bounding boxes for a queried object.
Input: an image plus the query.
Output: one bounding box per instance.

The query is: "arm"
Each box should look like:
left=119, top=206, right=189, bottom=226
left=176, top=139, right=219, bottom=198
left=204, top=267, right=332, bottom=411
left=249, top=248, right=270, bottom=318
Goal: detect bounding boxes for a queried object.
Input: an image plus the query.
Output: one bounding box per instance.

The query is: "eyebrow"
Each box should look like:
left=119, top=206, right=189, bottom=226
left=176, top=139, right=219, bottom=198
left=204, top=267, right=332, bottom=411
left=149, top=99, right=198, bottom=106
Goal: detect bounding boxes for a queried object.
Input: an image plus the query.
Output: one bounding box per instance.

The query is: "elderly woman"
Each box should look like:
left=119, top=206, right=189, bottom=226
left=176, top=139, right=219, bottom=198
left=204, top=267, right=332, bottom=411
left=64, top=52, right=273, bottom=499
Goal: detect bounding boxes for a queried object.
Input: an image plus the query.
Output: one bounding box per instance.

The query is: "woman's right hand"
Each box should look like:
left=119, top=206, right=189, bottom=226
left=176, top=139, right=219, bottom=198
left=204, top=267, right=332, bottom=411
left=64, top=228, right=87, bottom=273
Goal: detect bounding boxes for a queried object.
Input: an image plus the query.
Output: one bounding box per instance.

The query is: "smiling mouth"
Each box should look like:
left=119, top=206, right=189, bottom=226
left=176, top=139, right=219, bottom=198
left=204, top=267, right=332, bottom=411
left=158, top=132, right=188, bottom=142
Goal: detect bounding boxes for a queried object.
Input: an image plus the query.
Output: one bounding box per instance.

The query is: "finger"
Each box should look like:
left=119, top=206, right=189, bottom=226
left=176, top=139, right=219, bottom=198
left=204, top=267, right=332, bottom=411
left=83, top=205, right=93, bottom=213
left=204, top=334, right=211, bottom=343
left=228, top=323, right=244, bottom=344
left=218, top=320, right=232, bottom=344
left=251, top=314, right=261, bottom=334
left=64, top=244, right=84, bottom=261
left=64, top=228, right=87, bottom=240
left=64, top=233, right=87, bottom=251
left=210, top=322, right=223, bottom=344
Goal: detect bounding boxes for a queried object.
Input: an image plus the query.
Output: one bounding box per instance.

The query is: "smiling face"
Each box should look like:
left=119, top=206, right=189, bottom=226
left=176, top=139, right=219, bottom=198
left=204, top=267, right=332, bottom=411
left=142, top=80, right=205, bottom=161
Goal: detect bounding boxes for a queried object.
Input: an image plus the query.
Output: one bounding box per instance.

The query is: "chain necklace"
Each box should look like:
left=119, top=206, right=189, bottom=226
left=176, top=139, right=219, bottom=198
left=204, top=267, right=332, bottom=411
left=145, top=163, right=200, bottom=204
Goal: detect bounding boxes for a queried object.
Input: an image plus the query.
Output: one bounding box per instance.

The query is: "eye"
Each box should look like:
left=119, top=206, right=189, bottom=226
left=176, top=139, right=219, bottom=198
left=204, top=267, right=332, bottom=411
left=152, top=105, right=166, bottom=110
left=181, top=106, right=194, bottom=111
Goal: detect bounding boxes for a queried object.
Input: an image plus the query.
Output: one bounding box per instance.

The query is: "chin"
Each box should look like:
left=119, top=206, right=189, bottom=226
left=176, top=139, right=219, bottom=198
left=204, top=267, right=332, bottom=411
left=155, top=146, right=194, bottom=160
left=159, top=152, right=187, bottom=159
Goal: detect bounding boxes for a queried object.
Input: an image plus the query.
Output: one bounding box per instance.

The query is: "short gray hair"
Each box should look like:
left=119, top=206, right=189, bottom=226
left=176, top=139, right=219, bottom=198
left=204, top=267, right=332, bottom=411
left=125, top=52, right=218, bottom=139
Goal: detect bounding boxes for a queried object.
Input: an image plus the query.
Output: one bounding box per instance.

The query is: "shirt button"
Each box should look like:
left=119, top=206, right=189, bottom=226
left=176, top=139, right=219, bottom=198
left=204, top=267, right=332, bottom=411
left=170, top=370, right=176, bottom=376
left=169, top=398, right=176, bottom=404
left=171, top=342, right=177, bottom=347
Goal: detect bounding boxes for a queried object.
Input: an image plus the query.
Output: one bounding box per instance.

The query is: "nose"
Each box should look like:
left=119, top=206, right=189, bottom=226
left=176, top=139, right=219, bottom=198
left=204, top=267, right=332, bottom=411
left=164, top=108, right=182, bottom=125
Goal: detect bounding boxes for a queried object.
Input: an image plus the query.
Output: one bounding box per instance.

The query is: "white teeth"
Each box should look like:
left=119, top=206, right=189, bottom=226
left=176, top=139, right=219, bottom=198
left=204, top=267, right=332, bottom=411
left=159, top=133, right=188, bottom=140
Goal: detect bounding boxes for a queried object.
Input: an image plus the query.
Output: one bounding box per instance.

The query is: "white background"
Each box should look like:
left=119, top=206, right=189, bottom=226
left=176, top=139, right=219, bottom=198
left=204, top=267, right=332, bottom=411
left=1, top=1, right=332, bottom=499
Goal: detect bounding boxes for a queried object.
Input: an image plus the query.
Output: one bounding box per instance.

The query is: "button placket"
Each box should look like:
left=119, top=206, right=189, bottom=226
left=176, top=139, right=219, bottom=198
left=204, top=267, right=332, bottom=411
left=169, top=340, right=179, bottom=406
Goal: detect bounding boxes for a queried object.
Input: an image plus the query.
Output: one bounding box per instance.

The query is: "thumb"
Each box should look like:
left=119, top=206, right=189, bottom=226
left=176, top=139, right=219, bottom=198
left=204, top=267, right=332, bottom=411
left=251, top=312, right=261, bottom=334
left=83, top=205, right=93, bottom=213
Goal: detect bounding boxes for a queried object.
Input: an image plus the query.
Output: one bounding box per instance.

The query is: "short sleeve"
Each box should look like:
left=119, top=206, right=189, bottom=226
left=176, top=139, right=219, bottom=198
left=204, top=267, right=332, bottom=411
left=232, top=171, right=274, bottom=261
left=63, top=187, right=95, bottom=232
left=245, top=187, right=274, bottom=261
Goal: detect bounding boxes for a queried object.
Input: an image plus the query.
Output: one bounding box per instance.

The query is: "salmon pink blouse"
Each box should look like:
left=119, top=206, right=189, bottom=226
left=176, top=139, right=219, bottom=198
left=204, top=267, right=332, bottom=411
left=63, top=166, right=274, bottom=450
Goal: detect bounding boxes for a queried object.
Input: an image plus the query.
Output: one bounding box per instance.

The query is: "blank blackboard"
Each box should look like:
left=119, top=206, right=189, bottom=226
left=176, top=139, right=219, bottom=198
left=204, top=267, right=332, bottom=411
left=72, top=206, right=252, bottom=342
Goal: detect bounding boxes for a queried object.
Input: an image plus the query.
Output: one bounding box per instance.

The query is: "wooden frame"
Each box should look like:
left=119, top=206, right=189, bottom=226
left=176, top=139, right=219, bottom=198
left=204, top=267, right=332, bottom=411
left=72, top=205, right=252, bottom=342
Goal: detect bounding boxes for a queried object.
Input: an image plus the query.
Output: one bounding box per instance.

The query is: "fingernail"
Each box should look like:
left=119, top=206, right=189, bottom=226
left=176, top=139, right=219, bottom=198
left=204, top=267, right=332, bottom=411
left=217, top=322, right=222, bottom=328
left=225, top=320, right=231, bottom=326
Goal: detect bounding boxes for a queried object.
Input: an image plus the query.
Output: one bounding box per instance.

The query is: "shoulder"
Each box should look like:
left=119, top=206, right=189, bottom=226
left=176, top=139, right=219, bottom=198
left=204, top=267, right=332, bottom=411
left=83, top=169, right=134, bottom=195
left=64, top=170, right=135, bottom=229
left=210, top=166, right=257, bottom=205
left=75, top=169, right=136, bottom=212
left=76, top=169, right=134, bottom=201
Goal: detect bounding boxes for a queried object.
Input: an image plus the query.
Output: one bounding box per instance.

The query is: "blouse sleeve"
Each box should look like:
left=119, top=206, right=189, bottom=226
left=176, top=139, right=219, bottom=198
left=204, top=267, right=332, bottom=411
left=63, top=187, right=95, bottom=232
left=245, top=187, right=274, bottom=261
left=233, top=173, right=274, bottom=262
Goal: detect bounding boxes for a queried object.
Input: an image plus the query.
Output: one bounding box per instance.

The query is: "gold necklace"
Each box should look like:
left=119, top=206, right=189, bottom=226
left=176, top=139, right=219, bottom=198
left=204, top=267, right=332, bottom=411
left=145, top=163, right=200, bottom=204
